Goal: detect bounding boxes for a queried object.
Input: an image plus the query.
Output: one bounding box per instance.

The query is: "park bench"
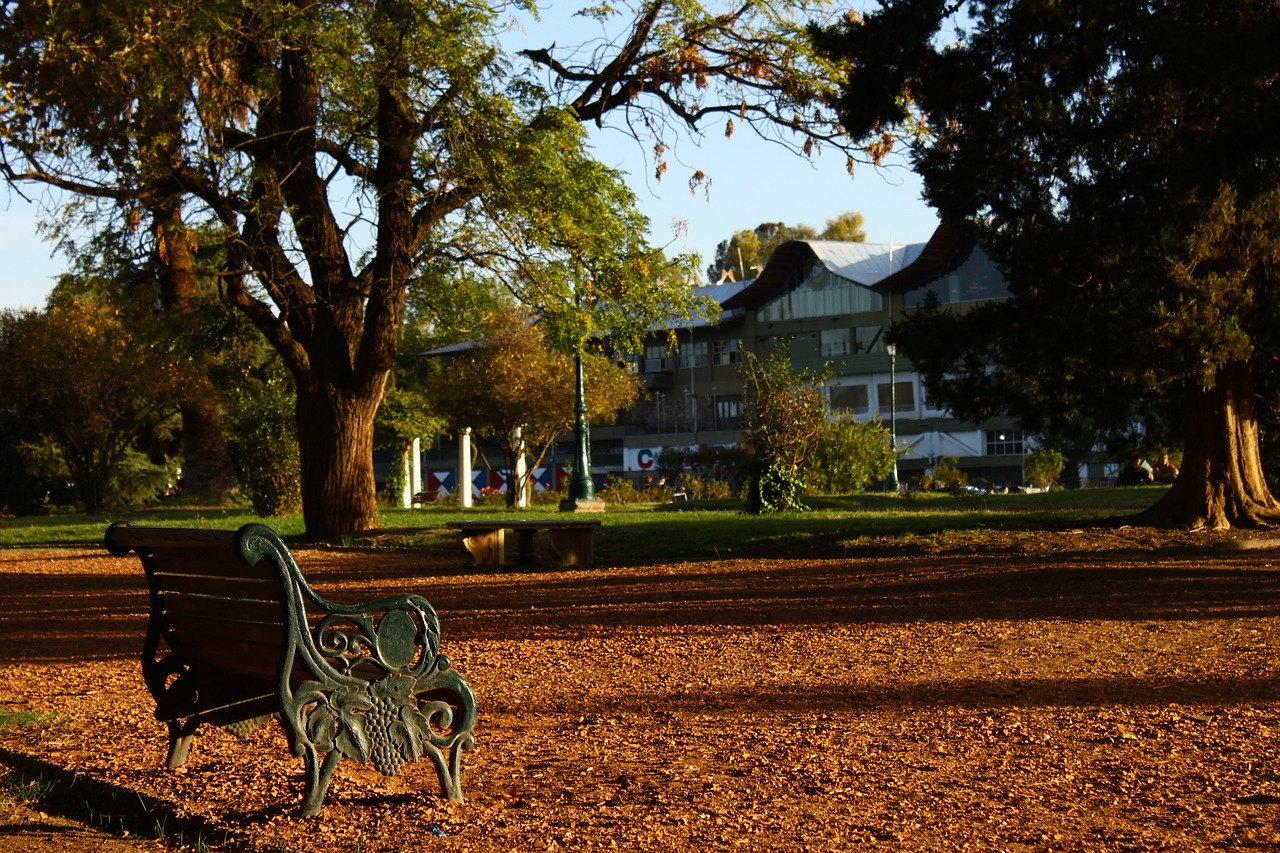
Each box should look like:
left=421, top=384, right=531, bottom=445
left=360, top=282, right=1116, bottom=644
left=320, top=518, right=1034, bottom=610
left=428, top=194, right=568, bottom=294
left=446, top=518, right=600, bottom=567
left=104, top=522, right=476, bottom=817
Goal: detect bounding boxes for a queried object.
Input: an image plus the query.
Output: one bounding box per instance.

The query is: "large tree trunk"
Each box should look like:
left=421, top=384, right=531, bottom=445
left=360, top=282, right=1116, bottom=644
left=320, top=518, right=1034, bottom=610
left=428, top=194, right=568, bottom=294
left=295, top=383, right=382, bottom=540
left=1138, top=362, right=1280, bottom=529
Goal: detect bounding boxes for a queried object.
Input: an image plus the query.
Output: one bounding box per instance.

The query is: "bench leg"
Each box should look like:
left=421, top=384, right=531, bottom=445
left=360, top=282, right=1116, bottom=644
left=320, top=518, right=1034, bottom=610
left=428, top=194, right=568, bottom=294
left=514, top=529, right=537, bottom=563
left=458, top=529, right=504, bottom=565
left=547, top=529, right=594, bottom=567
left=301, top=747, right=342, bottom=817
left=165, top=718, right=199, bottom=769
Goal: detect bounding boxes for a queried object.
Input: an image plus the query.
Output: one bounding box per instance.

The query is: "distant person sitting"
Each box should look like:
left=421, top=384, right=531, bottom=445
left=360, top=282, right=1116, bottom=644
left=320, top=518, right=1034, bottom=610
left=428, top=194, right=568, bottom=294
left=1155, top=453, right=1180, bottom=482
left=1117, top=459, right=1155, bottom=486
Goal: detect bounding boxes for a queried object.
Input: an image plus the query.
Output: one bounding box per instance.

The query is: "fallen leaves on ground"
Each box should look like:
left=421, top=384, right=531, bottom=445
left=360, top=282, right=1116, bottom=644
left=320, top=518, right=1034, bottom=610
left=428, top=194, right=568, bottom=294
left=1, top=526, right=1279, bottom=851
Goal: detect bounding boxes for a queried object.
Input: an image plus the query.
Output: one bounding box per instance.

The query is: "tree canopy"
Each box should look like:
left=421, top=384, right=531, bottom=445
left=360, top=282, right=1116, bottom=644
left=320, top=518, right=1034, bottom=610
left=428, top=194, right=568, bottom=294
left=814, top=0, right=1280, bottom=528
left=1, top=0, right=873, bottom=538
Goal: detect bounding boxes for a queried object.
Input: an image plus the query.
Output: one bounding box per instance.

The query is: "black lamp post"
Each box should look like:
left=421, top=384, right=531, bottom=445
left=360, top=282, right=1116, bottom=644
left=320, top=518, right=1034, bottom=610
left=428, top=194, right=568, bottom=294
left=565, top=348, right=595, bottom=503
left=560, top=281, right=604, bottom=512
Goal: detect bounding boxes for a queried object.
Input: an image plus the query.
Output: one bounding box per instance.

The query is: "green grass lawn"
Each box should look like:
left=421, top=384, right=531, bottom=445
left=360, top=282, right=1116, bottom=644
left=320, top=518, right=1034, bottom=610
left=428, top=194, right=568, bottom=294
left=0, top=486, right=1167, bottom=562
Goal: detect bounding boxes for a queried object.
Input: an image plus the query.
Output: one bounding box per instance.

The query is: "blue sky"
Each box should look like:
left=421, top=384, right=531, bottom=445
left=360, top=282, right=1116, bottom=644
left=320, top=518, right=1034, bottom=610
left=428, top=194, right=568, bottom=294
left=0, top=139, right=938, bottom=311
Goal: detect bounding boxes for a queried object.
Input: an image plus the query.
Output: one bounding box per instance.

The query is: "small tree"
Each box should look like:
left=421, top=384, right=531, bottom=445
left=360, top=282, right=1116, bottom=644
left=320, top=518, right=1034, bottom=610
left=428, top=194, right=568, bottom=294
left=807, top=414, right=897, bottom=495
left=223, top=364, right=301, bottom=518
left=1024, top=448, right=1068, bottom=490
left=430, top=314, right=641, bottom=508
left=375, top=388, right=444, bottom=504
left=0, top=302, right=185, bottom=514
left=929, top=457, right=969, bottom=493
left=739, top=347, right=830, bottom=513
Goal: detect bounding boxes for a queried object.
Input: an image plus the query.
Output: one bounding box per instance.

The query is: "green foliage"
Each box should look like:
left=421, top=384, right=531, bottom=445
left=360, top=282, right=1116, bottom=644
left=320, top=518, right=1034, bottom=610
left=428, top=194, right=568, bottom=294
left=817, top=0, right=1280, bottom=526
left=223, top=364, right=301, bottom=518
left=655, top=446, right=688, bottom=481
left=375, top=388, right=444, bottom=504
left=597, top=474, right=637, bottom=505
left=428, top=313, right=641, bottom=507
left=0, top=0, right=871, bottom=537
left=927, top=457, right=969, bottom=493
left=738, top=347, right=830, bottom=513
left=807, top=414, right=896, bottom=495
left=1024, top=449, right=1068, bottom=490
left=106, top=449, right=176, bottom=508
left=0, top=303, right=187, bottom=514
left=3, top=439, right=72, bottom=514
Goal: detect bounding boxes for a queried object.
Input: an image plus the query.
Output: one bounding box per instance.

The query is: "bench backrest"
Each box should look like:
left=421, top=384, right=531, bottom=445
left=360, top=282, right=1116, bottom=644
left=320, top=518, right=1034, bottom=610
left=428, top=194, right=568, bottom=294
left=106, top=524, right=299, bottom=683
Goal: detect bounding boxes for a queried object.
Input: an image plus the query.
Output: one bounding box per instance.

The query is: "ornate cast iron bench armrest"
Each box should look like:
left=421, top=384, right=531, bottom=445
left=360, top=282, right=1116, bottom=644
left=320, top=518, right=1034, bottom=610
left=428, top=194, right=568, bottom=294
left=105, top=521, right=476, bottom=817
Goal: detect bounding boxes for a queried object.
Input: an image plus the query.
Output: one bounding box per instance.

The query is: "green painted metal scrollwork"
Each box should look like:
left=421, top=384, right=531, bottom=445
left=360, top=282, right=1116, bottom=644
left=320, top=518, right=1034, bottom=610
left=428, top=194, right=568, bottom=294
left=233, top=524, right=476, bottom=815
left=108, top=521, right=476, bottom=817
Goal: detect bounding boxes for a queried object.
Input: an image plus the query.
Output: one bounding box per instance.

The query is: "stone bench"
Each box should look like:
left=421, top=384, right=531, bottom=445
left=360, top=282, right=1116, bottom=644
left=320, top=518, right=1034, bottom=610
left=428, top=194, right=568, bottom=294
left=104, top=522, right=476, bottom=817
left=446, top=519, right=601, bottom=567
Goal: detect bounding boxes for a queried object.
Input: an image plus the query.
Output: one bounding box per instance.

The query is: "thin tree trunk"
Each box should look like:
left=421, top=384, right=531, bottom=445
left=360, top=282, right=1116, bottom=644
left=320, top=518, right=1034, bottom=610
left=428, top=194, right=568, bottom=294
left=295, top=384, right=381, bottom=539
left=155, top=202, right=236, bottom=501
left=1138, top=362, right=1280, bottom=529
left=180, top=397, right=236, bottom=498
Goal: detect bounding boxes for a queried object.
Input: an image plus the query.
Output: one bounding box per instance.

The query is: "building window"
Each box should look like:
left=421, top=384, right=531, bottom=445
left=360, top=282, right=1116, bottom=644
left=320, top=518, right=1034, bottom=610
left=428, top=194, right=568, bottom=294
left=679, top=341, right=708, bottom=369
left=908, top=250, right=1010, bottom=306
left=821, top=328, right=851, bottom=358
left=713, top=339, right=740, bottom=366
left=756, top=266, right=884, bottom=322
left=644, top=345, right=670, bottom=373
left=830, top=383, right=870, bottom=414
left=985, top=429, right=1024, bottom=455
left=715, top=394, right=743, bottom=423
left=877, top=381, right=915, bottom=414
left=854, top=325, right=883, bottom=353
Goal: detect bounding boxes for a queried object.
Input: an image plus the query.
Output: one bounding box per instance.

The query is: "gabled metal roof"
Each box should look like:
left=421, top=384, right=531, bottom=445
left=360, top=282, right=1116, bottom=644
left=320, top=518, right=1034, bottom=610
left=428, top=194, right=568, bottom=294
left=722, top=236, right=930, bottom=310
left=870, top=222, right=981, bottom=294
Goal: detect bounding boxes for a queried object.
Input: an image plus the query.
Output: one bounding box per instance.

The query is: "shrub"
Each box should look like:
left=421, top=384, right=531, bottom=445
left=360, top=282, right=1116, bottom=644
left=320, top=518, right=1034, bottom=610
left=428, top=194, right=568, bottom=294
left=224, top=366, right=301, bottom=517
left=598, top=474, right=636, bottom=504
left=930, top=456, right=969, bottom=491
left=106, top=449, right=175, bottom=508
left=807, top=413, right=897, bottom=495
left=1024, top=448, right=1067, bottom=489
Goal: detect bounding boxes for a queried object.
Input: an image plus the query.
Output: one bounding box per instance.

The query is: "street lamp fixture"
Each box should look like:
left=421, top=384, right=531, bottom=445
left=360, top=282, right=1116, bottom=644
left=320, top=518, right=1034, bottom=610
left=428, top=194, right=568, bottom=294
left=886, top=342, right=900, bottom=492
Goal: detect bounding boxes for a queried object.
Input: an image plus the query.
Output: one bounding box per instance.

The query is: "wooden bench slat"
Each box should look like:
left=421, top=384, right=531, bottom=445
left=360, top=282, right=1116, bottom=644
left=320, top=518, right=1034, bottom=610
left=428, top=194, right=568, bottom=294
left=167, top=615, right=287, bottom=651
left=162, top=594, right=285, bottom=627
left=148, top=550, right=277, bottom=581
left=105, top=526, right=238, bottom=551
left=168, top=630, right=286, bottom=678
left=151, top=573, right=279, bottom=600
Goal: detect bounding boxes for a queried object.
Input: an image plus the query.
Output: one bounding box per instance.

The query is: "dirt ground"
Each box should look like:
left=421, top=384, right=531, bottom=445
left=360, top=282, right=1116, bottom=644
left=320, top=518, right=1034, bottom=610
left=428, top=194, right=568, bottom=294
left=2, top=525, right=1280, bottom=852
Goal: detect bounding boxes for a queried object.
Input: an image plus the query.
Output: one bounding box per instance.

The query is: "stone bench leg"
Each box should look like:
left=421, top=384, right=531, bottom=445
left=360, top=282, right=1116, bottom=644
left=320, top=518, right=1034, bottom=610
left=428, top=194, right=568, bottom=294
left=458, top=529, right=504, bottom=565
left=546, top=529, right=594, bottom=567
left=514, top=529, right=539, bottom=564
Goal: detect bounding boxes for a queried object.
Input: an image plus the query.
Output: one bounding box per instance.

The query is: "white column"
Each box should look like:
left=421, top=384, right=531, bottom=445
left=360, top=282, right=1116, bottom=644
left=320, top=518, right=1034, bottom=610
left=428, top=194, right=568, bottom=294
left=401, top=447, right=413, bottom=508
left=411, top=437, right=422, bottom=506
left=513, top=426, right=528, bottom=508
left=459, top=428, right=473, bottom=508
